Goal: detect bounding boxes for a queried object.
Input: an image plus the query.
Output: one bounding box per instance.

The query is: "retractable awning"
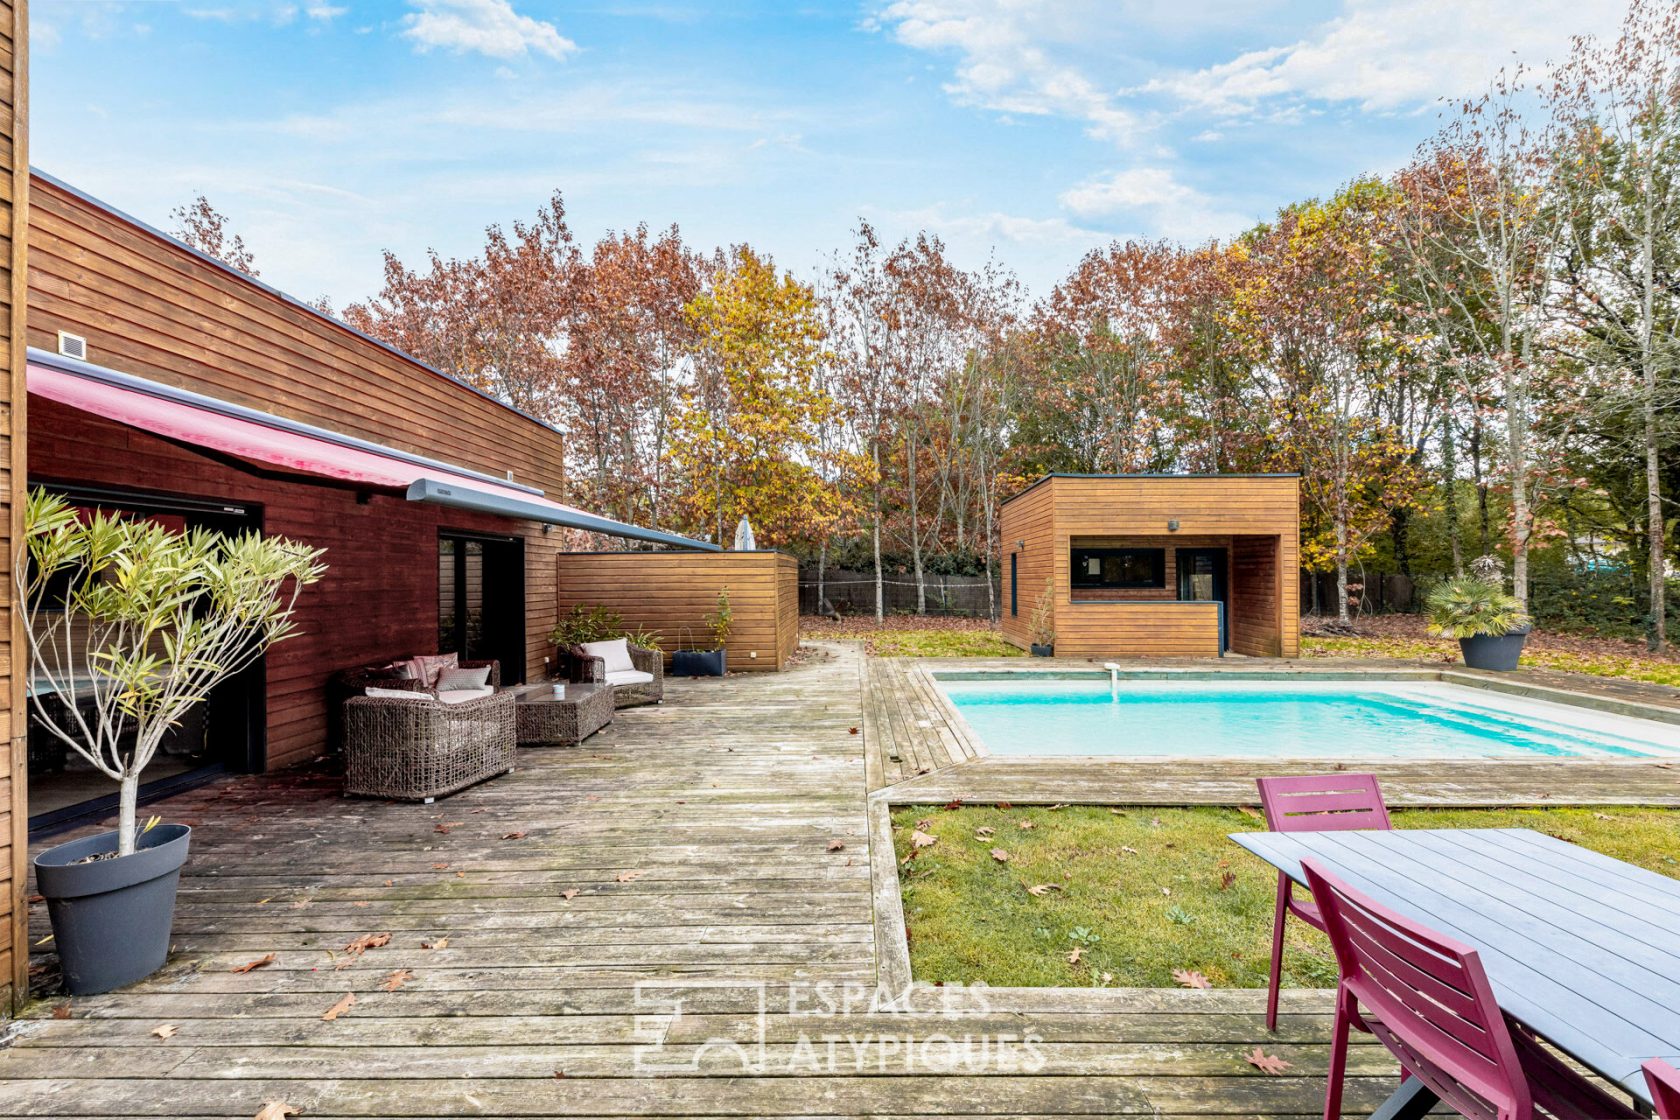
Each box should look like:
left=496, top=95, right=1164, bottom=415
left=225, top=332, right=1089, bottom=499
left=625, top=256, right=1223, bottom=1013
left=26, top=349, right=718, bottom=551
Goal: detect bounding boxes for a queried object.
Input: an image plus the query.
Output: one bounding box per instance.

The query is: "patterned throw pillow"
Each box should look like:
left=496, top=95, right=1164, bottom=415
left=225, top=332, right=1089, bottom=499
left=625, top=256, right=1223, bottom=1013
left=437, top=665, right=492, bottom=692
left=412, top=652, right=459, bottom=689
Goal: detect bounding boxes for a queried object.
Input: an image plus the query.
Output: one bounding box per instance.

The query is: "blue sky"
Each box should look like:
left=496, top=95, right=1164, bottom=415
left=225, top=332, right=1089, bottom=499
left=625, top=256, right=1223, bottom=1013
left=33, top=0, right=1629, bottom=303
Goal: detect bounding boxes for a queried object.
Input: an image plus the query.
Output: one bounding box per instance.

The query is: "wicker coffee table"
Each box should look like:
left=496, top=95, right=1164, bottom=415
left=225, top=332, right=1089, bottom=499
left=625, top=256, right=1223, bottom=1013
left=510, top=682, right=614, bottom=747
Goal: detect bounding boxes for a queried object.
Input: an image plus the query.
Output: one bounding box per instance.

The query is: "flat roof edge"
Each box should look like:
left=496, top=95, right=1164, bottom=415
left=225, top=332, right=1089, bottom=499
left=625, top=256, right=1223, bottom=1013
left=1001, top=472, right=1301, bottom=506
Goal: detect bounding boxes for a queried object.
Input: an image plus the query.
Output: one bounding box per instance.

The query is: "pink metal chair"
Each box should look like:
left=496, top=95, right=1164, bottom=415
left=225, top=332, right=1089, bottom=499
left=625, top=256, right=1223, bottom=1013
left=1304, top=859, right=1641, bottom=1120
left=1254, top=773, right=1391, bottom=1031
left=1645, top=1060, right=1680, bottom=1118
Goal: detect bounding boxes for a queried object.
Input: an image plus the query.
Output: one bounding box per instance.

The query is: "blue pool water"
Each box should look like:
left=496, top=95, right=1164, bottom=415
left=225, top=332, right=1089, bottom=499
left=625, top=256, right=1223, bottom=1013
left=936, top=678, right=1680, bottom=760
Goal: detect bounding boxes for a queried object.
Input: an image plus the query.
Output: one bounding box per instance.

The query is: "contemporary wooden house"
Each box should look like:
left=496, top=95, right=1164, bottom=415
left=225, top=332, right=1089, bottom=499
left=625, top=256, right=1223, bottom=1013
left=999, top=474, right=1300, bottom=659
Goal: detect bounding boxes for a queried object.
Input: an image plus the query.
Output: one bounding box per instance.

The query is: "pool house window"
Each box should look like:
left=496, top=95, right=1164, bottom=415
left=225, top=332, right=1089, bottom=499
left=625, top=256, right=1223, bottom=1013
left=1070, top=546, right=1165, bottom=590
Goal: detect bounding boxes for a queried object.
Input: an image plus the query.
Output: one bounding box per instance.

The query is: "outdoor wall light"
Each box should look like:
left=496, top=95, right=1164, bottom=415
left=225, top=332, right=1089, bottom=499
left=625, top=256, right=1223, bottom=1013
left=1167, top=519, right=1180, bottom=532
left=1014, top=539, right=1025, bottom=550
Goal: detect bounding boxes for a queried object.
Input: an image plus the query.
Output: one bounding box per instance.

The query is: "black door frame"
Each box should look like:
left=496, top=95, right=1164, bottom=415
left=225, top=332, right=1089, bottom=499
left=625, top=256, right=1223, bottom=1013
left=1176, top=547, right=1229, bottom=652
left=438, top=529, right=526, bottom=686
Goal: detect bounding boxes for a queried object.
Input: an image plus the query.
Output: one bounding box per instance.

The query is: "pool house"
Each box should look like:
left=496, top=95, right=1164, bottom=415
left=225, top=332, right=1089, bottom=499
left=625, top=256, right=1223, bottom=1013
left=999, top=473, right=1301, bottom=658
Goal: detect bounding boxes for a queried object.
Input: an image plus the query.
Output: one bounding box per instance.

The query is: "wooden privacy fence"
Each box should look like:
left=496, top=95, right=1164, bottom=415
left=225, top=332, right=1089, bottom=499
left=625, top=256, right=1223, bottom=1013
left=556, top=551, right=800, bottom=672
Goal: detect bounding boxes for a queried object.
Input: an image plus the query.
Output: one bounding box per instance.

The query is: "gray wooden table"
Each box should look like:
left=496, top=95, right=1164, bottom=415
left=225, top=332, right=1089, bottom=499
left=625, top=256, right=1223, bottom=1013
left=1230, top=827, right=1680, bottom=1114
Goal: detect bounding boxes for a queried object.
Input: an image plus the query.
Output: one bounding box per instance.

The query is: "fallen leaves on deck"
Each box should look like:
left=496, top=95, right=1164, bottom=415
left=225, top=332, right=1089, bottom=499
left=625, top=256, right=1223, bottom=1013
left=826, top=839, right=846, bottom=852
left=434, top=821, right=463, bottom=834
left=150, top=1024, right=178, bottom=1040
left=421, top=938, right=449, bottom=950
left=381, top=969, right=415, bottom=991
left=321, top=993, right=356, bottom=1021
left=501, top=831, right=527, bottom=841
left=343, top=932, right=392, bottom=956
left=560, top=889, right=579, bottom=901
left=1244, top=1046, right=1293, bottom=1075
left=230, top=954, right=276, bottom=974
left=614, top=870, right=645, bottom=883
left=254, top=1103, right=301, bottom=1120
left=50, top=1002, right=71, bottom=1020
left=1172, top=969, right=1212, bottom=989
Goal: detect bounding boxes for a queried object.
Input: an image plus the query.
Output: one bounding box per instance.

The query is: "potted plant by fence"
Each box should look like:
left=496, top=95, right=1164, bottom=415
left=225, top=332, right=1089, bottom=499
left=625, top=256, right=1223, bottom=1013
left=672, top=588, right=731, bottom=677
left=1029, top=579, right=1055, bottom=657
left=1426, top=574, right=1532, bottom=672
left=20, top=488, right=325, bottom=995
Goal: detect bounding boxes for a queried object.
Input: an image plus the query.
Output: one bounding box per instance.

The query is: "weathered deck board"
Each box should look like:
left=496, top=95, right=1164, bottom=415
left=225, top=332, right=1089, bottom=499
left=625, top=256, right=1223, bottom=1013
left=21, top=642, right=1672, bottom=1116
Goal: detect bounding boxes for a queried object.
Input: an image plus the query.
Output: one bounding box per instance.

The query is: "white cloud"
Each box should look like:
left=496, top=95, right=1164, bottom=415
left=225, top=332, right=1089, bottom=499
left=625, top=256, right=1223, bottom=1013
left=400, top=0, right=578, bottom=61
left=1147, top=0, right=1626, bottom=115
left=869, top=0, right=1138, bottom=144
left=305, top=3, right=348, bottom=20
left=1059, top=167, right=1251, bottom=243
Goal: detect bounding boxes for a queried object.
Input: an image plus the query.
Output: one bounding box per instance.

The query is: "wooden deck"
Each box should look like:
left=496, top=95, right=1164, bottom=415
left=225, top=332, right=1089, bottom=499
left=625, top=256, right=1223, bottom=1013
left=7, top=643, right=1677, bottom=1116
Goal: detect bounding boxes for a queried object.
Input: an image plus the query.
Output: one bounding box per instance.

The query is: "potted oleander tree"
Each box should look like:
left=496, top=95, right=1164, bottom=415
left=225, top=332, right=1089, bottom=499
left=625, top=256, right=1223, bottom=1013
left=1426, top=573, right=1532, bottom=671
left=1029, top=579, right=1055, bottom=657
left=672, top=588, right=731, bottom=677
left=20, top=488, right=324, bottom=994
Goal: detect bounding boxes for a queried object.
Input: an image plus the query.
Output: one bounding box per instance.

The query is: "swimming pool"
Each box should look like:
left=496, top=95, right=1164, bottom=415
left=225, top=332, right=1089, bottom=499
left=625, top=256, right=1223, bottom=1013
left=934, top=676, right=1680, bottom=760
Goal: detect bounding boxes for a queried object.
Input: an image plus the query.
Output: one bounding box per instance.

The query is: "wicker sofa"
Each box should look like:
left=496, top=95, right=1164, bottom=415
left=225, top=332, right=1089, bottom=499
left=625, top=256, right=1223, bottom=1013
left=562, top=641, right=663, bottom=708
left=327, top=656, right=500, bottom=752
left=342, top=688, right=516, bottom=802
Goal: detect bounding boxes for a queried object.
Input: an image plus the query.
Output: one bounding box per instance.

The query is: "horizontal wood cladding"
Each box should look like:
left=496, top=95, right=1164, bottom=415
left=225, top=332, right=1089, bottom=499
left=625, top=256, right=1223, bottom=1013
left=1002, top=476, right=1300, bottom=659
left=25, top=175, right=566, bottom=496
left=1055, top=602, right=1223, bottom=658
left=30, top=398, right=562, bottom=772
left=1, top=0, right=23, bottom=1014
left=554, top=551, right=799, bottom=671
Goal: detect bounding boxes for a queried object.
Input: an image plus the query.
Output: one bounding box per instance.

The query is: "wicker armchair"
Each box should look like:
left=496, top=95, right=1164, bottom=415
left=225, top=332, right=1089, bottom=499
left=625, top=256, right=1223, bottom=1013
left=342, top=689, right=516, bottom=802
left=564, top=643, right=664, bottom=708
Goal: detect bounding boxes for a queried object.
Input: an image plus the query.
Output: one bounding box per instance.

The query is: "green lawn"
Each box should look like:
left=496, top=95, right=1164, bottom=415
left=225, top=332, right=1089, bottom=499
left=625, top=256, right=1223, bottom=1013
left=893, top=804, right=1680, bottom=989
left=1302, top=634, right=1680, bottom=687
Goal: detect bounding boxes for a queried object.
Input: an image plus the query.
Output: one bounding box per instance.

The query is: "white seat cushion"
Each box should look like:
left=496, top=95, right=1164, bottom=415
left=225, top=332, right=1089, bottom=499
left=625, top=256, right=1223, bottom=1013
left=580, top=638, right=635, bottom=675
left=605, top=669, right=654, bottom=687
left=436, top=686, right=495, bottom=705
left=365, top=686, right=430, bottom=702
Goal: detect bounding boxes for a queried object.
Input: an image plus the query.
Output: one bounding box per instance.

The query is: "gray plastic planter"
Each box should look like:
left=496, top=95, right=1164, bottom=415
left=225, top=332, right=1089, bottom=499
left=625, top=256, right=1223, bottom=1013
left=1030, top=644, right=1054, bottom=657
left=33, top=823, right=190, bottom=995
left=1458, top=627, right=1531, bottom=672
left=672, top=649, right=727, bottom=677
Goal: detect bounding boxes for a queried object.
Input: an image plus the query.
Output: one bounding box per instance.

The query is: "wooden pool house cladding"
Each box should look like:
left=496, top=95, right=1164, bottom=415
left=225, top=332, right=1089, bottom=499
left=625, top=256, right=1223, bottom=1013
left=999, top=474, right=1301, bottom=659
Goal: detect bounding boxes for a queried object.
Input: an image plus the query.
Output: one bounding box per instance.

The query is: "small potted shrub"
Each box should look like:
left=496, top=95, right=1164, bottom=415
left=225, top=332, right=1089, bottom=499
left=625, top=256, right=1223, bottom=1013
left=20, top=489, right=324, bottom=994
left=1426, top=574, right=1532, bottom=671
left=1029, top=579, right=1055, bottom=657
left=672, top=588, right=731, bottom=677
left=548, top=604, right=627, bottom=656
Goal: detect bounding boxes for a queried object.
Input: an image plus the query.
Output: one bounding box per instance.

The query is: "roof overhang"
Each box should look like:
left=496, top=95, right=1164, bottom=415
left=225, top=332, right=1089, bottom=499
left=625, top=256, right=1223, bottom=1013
left=26, top=348, right=718, bottom=552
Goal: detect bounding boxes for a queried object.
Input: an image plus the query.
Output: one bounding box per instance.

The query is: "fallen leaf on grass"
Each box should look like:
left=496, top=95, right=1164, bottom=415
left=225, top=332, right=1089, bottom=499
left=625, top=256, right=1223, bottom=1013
left=1219, top=871, right=1237, bottom=891
left=1245, top=1046, right=1293, bottom=1075
left=943, top=799, right=964, bottom=811
left=151, top=1023, right=178, bottom=1040
left=343, top=932, right=392, bottom=956
left=321, top=993, right=356, bottom=1021
left=1172, top=969, right=1212, bottom=989
left=381, top=969, right=415, bottom=992
left=1018, top=820, right=1036, bottom=831
left=1026, top=883, right=1063, bottom=897
left=254, top=1103, right=301, bottom=1120
left=615, top=870, right=645, bottom=883
left=1237, top=806, right=1264, bottom=820
left=990, top=848, right=1011, bottom=863
left=910, top=831, right=938, bottom=849
left=826, top=840, right=846, bottom=852
left=1048, top=803, right=1068, bottom=811
left=973, top=826, right=995, bottom=839
left=1120, top=846, right=1139, bottom=856
left=1066, top=947, right=1084, bottom=966
left=501, top=831, right=527, bottom=841
left=996, top=801, right=1012, bottom=810
left=230, top=954, right=276, bottom=974
left=560, top=889, right=579, bottom=901
left=421, top=938, right=450, bottom=950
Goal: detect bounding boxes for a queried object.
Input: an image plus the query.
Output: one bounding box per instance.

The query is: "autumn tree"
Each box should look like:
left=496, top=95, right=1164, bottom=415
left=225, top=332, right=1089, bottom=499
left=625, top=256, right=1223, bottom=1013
left=669, top=246, right=859, bottom=549
left=171, top=195, right=258, bottom=276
